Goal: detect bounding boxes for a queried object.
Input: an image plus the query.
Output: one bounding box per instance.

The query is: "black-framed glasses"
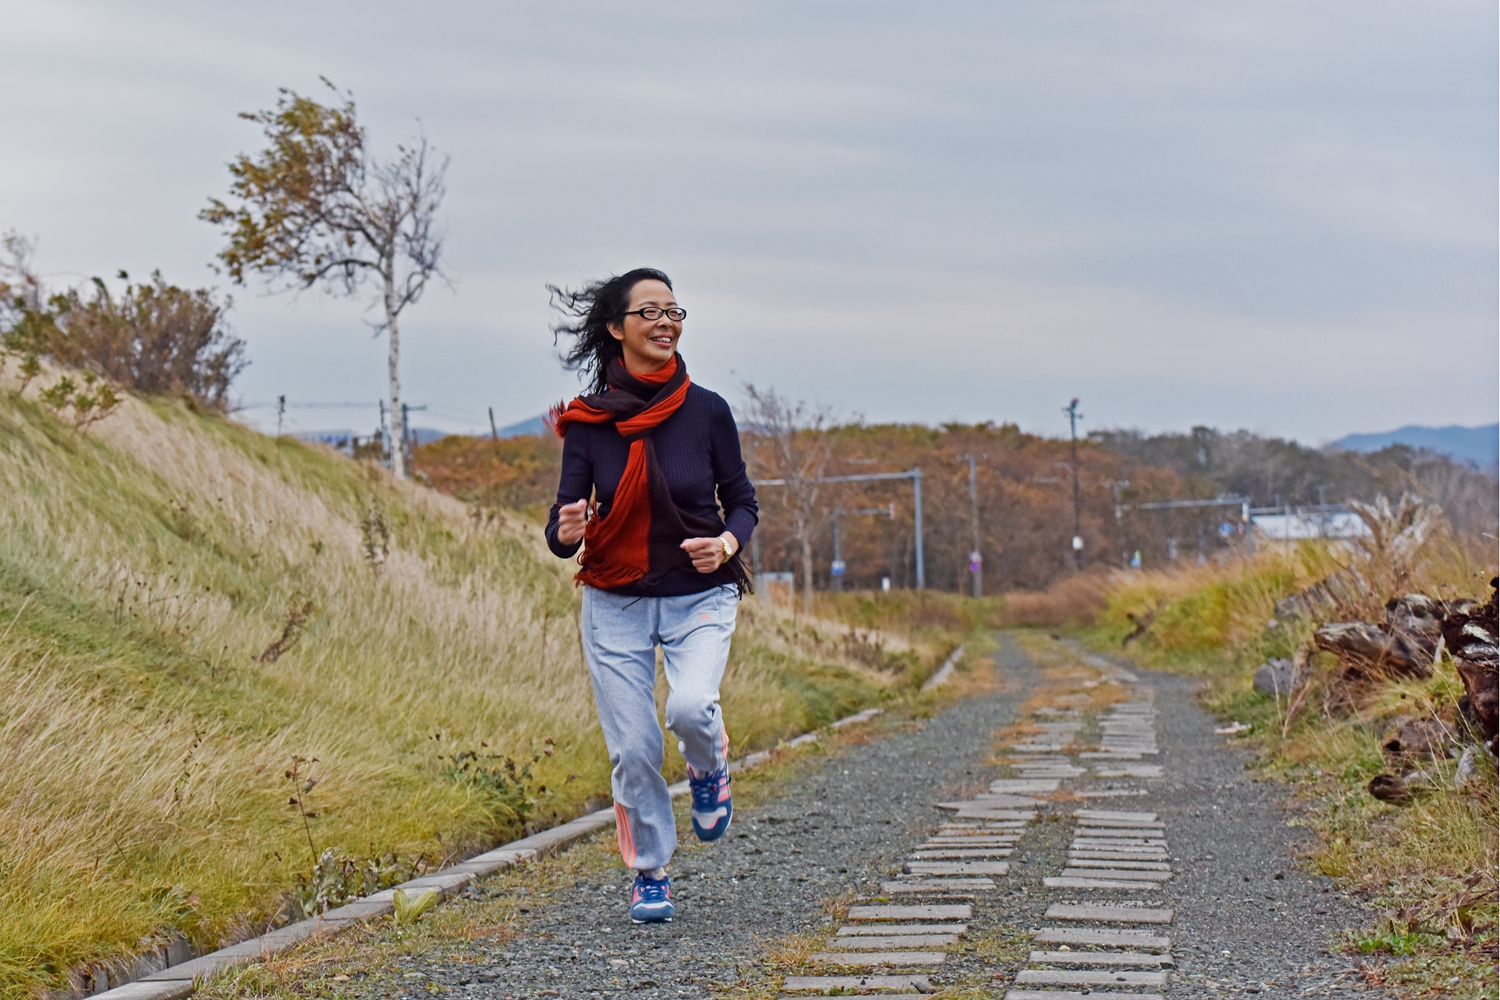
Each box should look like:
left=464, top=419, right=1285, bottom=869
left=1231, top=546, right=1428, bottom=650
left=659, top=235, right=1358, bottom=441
left=622, top=306, right=686, bottom=322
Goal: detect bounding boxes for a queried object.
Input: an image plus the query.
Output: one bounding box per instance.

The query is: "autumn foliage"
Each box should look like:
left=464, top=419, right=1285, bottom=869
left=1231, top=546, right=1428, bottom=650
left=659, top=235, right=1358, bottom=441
left=413, top=434, right=563, bottom=511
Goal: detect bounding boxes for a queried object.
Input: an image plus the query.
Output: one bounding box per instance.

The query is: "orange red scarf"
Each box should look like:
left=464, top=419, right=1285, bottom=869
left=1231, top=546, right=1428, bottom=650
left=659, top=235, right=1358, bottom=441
left=551, top=354, right=744, bottom=591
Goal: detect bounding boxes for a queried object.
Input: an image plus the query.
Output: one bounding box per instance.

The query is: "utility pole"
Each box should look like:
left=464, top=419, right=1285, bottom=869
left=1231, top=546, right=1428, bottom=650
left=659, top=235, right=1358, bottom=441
left=378, top=399, right=388, bottom=464
left=913, top=467, right=925, bottom=590
left=401, top=403, right=427, bottom=474
left=1064, top=398, right=1083, bottom=570
left=829, top=505, right=894, bottom=594
left=1105, top=479, right=1130, bottom=566
left=831, top=511, right=845, bottom=593
left=960, top=455, right=981, bottom=597
left=488, top=407, right=499, bottom=442
left=402, top=403, right=412, bottom=466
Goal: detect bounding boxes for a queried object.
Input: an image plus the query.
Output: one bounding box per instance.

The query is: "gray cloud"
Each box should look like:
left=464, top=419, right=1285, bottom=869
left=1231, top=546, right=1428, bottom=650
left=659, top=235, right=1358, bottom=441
left=1, top=0, right=1493, bottom=442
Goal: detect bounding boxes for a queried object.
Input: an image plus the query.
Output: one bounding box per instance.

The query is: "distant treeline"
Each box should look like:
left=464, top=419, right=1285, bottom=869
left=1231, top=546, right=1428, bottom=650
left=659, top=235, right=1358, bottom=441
left=416, top=419, right=1497, bottom=596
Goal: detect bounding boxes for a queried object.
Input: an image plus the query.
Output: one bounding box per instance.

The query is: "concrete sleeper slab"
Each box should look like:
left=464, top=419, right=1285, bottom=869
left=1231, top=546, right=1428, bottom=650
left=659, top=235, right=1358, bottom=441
left=1033, top=927, right=1171, bottom=949
left=911, top=849, right=1014, bottom=859
left=1059, top=868, right=1172, bottom=881
left=1043, top=876, right=1160, bottom=890
left=1029, top=950, right=1174, bottom=967
left=883, top=878, right=996, bottom=893
left=827, top=935, right=958, bottom=949
left=848, top=904, right=971, bottom=920
left=808, top=952, right=946, bottom=966
left=1065, top=858, right=1171, bottom=870
left=1044, top=903, right=1174, bottom=923
left=837, top=923, right=967, bottom=936
left=782, top=976, right=932, bottom=991
left=1015, top=969, right=1167, bottom=987
left=904, top=861, right=1009, bottom=875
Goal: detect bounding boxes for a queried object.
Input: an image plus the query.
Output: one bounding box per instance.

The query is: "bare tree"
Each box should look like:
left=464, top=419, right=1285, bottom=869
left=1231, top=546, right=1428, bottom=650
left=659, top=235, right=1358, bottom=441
left=740, top=384, right=835, bottom=613
left=201, top=79, right=448, bottom=478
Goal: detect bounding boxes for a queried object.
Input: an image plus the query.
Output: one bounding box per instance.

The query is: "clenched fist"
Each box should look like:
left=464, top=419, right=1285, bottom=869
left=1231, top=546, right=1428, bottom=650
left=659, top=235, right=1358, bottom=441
left=556, top=498, right=589, bottom=545
left=681, top=533, right=740, bottom=573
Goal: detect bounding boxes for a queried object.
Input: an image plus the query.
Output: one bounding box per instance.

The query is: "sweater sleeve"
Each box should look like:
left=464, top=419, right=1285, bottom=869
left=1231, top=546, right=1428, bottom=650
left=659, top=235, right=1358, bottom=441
left=545, top=427, right=594, bottom=559
left=709, top=394, right=759, bottom=547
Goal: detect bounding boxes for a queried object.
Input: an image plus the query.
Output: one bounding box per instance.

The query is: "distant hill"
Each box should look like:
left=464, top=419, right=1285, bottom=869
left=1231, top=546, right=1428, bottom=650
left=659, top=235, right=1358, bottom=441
left=1332, top=423, right=1498, bottom=473
left=388, top=416, right=546, bottom=447
left=291, top=427, right=449, bottom=446
left=497, top=414, right=549, bottom=438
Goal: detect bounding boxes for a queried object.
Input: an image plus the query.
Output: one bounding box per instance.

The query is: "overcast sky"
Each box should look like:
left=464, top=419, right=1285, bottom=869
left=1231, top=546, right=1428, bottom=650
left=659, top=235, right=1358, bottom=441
left=2, top=1, right=1495, bottom=443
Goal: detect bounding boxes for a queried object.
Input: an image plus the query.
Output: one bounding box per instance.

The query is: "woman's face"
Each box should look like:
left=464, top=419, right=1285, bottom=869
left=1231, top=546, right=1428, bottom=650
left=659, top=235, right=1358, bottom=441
left=608, top=279, right=681, bottom=373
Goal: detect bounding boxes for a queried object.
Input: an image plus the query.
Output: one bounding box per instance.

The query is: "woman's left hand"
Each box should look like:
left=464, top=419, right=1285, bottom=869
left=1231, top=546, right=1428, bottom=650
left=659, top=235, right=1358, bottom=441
left=681, top=533, right=738, bottom=573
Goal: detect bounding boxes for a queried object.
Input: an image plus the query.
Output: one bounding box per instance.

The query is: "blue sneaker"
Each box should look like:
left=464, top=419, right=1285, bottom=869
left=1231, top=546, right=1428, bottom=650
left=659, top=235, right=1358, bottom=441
left=688, top=764, right=733, bottom=841
left=628, top=872, right=673, bottom=923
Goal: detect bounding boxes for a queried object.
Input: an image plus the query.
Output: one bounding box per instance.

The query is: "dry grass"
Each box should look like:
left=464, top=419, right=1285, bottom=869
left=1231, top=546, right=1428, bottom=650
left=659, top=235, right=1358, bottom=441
left=996, top=571, right=1114, bottom=628
left=1203, top=652, right=1499, bottom=999
left=761, top=929, right=825, bottom=969
left=1056, top=535, right=1499, bottom=998
left=0, top=362, right=920, bottom=999
left=813, top=589, right=1002, bottom=640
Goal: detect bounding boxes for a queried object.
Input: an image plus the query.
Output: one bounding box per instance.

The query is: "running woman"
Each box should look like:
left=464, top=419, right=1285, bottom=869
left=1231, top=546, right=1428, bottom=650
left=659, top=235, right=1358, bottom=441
left=545, top=268, right=757, bottom=924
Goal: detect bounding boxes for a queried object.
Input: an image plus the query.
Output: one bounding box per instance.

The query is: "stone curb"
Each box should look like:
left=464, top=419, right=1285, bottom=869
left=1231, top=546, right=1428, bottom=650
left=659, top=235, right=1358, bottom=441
left=93, top=705, right=889, bottom=1000
left=919, top=643, right=967, bottom=693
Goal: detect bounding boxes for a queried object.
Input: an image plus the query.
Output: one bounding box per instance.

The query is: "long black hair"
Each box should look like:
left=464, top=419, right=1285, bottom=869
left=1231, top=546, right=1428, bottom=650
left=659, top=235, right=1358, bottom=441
left=549, top=267, right=673, bottom=394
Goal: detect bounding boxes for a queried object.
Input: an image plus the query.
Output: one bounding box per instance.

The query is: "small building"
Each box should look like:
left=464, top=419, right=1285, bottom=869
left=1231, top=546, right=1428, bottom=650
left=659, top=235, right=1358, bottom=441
left=1250, top=510, right=1370, bottom=542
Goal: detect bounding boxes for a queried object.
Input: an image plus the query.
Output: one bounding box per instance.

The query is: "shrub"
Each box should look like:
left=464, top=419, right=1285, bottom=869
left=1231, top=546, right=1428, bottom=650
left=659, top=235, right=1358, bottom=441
left=1, top=234, right=245, bottom=411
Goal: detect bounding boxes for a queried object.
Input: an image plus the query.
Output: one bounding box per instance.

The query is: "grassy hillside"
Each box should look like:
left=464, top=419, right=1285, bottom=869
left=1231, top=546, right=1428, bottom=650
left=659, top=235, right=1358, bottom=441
left=0, top=367, right=919, bottom=999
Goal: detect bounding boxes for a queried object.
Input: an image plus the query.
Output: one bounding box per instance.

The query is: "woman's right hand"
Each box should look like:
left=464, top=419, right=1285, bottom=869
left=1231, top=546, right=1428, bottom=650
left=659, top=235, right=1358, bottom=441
left=556, top=499, right=589, bottom=546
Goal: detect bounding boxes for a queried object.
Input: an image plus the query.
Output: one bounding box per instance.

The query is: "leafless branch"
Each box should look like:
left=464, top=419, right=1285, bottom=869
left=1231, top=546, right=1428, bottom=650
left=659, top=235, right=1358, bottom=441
left=740, top=383, right=836, bottom=613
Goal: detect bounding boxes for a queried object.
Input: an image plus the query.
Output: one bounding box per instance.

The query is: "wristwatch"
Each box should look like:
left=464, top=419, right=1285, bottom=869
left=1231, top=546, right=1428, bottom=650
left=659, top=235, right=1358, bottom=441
left=719, top=536, right=735, bottom=561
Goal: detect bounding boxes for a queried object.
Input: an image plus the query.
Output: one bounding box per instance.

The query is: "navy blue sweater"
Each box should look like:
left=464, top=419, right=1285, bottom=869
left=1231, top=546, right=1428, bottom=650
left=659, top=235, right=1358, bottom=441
left=545, top=383, right=759, bottom=596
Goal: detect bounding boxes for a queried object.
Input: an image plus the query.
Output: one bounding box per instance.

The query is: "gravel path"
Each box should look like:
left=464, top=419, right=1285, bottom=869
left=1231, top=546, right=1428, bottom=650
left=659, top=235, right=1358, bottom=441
left=341, top=634, right=1389, bottom=999
left=1107, top=656, right=1385, bottom=997
left=375, top=648, right=1034, bottom=998
left=1000, top=639, right=1390, bottom=1000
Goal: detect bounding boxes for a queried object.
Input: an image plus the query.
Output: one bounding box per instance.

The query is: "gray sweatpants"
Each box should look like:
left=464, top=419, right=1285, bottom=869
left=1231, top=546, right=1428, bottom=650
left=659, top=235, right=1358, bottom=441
left=580, top=584, right=737, bottom=872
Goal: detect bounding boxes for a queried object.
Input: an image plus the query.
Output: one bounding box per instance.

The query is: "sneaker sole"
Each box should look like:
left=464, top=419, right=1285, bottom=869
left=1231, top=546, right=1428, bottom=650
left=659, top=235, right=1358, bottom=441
left=693, top=806, right=733, bottom=842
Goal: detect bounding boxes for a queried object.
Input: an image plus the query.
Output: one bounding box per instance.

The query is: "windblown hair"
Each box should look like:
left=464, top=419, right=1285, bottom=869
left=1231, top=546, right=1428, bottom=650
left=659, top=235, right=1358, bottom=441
left=549, top=268, right=672, bottom=394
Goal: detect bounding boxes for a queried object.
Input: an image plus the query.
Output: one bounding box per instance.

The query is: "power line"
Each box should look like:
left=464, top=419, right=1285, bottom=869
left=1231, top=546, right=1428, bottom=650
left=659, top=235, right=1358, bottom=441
left=240, top=401, right=384, bottom=410
left=754, top=469, right=926, bottom=590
